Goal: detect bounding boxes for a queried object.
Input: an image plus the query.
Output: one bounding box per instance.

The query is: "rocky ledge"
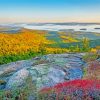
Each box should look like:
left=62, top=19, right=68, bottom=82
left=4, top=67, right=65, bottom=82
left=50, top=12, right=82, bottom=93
left=0, top=53, right=86, bottom=90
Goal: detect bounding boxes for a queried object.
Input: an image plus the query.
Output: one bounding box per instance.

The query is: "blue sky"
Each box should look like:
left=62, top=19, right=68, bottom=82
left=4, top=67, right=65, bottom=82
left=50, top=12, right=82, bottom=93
left=0, top=0, right=100, bottom=23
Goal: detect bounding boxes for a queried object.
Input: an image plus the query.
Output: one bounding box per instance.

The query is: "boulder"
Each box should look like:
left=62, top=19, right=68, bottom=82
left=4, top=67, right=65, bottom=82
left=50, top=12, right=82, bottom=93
left=6, top=68, right=29, bottom=89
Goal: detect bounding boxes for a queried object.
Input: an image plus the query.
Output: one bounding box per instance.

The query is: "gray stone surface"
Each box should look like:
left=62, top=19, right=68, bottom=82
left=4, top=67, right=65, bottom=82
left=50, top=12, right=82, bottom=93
left=0, top=53, right=86, bottom=90
left=6, top=69, right=29, bottom=89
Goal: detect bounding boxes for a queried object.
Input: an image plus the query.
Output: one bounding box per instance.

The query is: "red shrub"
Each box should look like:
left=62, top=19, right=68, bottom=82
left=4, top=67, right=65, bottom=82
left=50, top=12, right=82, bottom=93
left=40, top=79, right=100, bottom=100
left=41, top=79, right=100, bottom=92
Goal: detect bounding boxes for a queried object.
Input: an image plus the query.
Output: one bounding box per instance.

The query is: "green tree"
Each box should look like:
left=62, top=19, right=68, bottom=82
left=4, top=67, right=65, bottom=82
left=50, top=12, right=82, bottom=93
left=82, top=37, right=90, bottom=52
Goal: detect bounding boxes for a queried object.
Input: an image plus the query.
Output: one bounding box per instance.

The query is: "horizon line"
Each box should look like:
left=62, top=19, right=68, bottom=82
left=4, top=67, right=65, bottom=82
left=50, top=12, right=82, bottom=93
left=0, top=22, right=100, bottom=24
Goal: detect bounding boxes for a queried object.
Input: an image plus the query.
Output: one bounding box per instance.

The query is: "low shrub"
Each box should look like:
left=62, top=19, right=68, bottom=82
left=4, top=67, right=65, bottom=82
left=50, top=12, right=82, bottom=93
left=40, top=79, right=100, bottom=100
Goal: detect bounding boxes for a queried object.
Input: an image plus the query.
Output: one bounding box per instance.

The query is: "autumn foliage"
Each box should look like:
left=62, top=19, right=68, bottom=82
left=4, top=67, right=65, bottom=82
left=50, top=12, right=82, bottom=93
left=0, top=29, right=54, bottom=56
left=40, top=79, right=100, bottom=100
left=0, top=29, right=99, bottom=64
